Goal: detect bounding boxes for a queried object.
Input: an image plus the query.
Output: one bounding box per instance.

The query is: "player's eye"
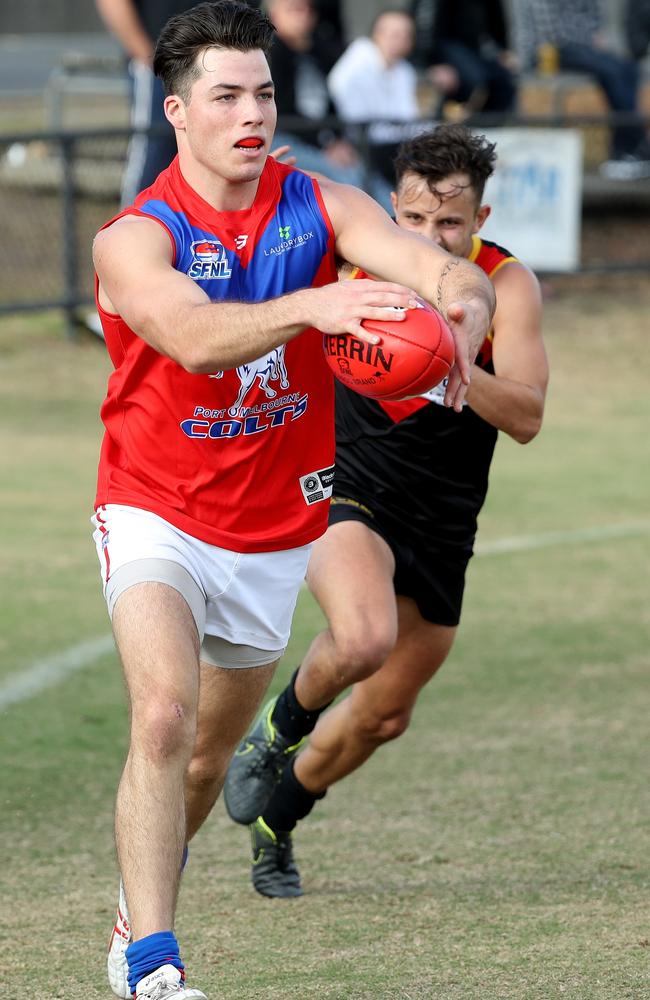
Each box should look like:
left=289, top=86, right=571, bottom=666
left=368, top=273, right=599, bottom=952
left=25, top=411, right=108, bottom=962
left=258, top=91, right=274, bottom=101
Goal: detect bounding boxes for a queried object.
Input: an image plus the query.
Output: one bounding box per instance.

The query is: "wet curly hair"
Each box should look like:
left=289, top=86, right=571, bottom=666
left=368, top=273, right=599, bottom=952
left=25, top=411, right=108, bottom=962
left=394, top=124, right=497, bottom=205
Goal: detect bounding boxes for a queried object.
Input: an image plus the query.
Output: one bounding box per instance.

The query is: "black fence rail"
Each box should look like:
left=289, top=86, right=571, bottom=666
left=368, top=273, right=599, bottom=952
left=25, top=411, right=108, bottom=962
left=0, top=114, right=649, bottom=336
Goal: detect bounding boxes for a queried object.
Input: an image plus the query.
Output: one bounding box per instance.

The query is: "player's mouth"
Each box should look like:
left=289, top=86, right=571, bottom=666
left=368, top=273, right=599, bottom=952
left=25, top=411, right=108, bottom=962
left=234, top=137, right=265, bottom=151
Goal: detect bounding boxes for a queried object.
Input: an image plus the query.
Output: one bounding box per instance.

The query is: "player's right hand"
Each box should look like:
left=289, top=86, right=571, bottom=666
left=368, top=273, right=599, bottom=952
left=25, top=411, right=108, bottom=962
left=306, top=278, right=418, bottom=344
left=443, top=298, right=492, bottom=411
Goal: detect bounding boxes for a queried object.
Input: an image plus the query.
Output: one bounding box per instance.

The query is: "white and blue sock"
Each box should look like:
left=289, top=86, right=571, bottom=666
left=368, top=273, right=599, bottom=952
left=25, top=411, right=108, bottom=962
left=126, top=930, right=184, bottom=994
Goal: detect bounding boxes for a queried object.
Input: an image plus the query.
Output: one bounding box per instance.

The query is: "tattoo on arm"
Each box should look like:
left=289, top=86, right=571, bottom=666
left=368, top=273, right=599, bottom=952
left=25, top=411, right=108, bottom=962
left=436, top=256, right=496, bottom=318
left=436, top=257, right=461, bottom=311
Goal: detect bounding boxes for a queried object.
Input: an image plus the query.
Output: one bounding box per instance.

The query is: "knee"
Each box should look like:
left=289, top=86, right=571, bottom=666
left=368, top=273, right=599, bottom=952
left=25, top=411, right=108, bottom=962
left=186, top=747, right=228, bottom=791
left=354, top=704, right=412, bottom=745
left=332, top=624, right=397, bottom=684
left=131, top=698, right=197, bottom=763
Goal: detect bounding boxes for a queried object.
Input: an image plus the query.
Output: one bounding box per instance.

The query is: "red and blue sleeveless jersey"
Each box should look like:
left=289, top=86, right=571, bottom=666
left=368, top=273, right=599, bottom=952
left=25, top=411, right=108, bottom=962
left=334, top=236, right=518, bottom=553
left=95, top=156, right=338, bottom=552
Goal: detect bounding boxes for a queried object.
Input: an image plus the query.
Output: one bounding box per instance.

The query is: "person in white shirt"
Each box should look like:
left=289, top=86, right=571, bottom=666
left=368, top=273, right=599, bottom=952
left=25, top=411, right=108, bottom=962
left=327, top=9, right=424, bottom=192
left=328, top=9, right=420, bottom=125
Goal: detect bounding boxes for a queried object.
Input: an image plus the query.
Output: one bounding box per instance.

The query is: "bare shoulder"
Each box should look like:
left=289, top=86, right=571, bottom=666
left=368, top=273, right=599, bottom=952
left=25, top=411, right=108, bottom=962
left=318, top=175, right=391, bottom=232
left=94, top=215, right=177, bottom=316
left=317, top=177, right=419, bottom=276
left=492, top=259, right=542, bottom=305
left=93, top=214, right=173, bottom=269
left=490, top=258, right=545, bottom=354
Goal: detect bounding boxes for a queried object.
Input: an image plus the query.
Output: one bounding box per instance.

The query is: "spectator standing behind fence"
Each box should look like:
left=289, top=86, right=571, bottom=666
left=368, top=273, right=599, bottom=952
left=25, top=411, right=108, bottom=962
left=95, top=0, right=202, bottom=206
left=515, top=0, right=650, bottom=180
left=411, top=0, right=518, bottom=118
left=264, top=0, right=364, bottom=186
left=327, top=9, right=423, bottom=184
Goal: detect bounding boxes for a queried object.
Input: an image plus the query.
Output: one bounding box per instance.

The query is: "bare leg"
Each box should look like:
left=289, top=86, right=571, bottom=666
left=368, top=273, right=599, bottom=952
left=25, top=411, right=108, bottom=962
left=112, top=582, right=201, bottom=941
left=185, top=660, right=277, bottom=840
left=295, top=597, right=456, bottom=793
left=223, top=521, right=401, bottom=833
left=295, top=520, right=399, bottom=711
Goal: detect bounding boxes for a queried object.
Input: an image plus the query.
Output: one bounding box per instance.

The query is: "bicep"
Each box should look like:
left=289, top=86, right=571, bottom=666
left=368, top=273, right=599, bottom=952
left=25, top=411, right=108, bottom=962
left=93, top=218, right=209, bottom=354
left=324, top=181, right=446, bottom=287
left=491, top=264, right=548, bottom=394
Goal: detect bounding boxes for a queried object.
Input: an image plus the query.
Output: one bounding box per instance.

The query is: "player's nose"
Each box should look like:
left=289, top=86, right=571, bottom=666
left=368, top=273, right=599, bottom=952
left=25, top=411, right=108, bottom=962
left=241, top=95, right=264, bottom=124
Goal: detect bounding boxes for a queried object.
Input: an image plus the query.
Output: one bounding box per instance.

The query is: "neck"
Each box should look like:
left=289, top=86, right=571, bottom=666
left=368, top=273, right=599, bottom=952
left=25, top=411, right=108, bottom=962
left=374, top=42, right=396, bottom=68
left=177, top=148, right=265, bottom=212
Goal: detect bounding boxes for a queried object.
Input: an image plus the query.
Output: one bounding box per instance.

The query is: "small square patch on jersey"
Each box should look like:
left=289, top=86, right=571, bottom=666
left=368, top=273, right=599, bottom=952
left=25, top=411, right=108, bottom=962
left=299, top=466, right=335, bottom=505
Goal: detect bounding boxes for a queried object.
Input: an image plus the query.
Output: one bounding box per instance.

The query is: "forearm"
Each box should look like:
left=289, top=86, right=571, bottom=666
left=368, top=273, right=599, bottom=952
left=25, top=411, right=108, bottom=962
left=95, top=0, right=153, bottom=62
left=465, top=365, right=545, bottom=443
left=153, top=289, right=318, bottom=374
left=433, top=255, right=495, bottom=331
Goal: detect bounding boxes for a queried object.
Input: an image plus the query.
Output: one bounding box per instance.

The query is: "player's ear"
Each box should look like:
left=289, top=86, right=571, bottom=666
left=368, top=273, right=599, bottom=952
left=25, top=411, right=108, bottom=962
left=474, top=204, right=491, bottom=232
left=390, top=191, right=398, bottom=216
left=164, top=94, right=186, bottom=130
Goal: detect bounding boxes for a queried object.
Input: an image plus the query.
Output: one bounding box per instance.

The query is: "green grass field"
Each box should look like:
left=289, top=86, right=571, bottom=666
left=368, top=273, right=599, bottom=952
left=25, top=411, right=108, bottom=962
left=1, top=282, right=649, bottom=999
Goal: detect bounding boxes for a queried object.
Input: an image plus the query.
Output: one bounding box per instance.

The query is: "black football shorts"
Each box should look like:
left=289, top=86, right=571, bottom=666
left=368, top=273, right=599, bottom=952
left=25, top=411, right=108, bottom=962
left=328, top=496, right=472, bottom=627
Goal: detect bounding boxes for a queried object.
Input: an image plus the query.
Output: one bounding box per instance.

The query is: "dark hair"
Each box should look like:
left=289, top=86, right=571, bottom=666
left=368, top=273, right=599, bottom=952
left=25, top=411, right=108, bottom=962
left=394, top=125, right=497, bottom=205
left=154, top=1, right=275, bottom=100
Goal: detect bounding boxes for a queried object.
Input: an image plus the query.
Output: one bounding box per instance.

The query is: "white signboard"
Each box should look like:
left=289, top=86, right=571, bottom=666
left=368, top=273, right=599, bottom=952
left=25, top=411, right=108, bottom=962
left=478, top=128, right=583, bottom=272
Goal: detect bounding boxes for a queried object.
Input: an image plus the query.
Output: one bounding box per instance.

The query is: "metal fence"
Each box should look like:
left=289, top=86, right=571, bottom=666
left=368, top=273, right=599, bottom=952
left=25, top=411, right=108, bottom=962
left=0, top=114, right=649, bottom=335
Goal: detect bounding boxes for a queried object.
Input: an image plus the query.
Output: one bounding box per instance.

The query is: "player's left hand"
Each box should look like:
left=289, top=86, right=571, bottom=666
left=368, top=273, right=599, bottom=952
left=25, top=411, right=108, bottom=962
left=443, top=299, right=491, bottom=411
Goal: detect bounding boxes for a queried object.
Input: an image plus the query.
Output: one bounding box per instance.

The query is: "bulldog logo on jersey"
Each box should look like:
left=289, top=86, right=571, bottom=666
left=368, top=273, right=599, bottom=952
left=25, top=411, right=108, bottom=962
left=188, top=238, right=232, bottom=280
left=210, top=345, right=290, bottom=416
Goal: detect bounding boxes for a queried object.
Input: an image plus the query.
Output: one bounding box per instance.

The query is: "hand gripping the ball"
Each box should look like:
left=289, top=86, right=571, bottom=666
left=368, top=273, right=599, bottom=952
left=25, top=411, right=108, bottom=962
left=307, top=278, right=418, bottom=346
left=323, top=298, right=455, bottom=402
left=442, top=299, right=493, bottom=412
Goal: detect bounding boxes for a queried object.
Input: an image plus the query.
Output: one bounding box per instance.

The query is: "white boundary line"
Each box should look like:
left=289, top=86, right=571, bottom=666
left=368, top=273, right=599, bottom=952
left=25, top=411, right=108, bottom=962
left=2, top=520, right=649, bottom=712
left=475, top=519, right=650, bottom=556
left=0, top=634, right=115, bottom=711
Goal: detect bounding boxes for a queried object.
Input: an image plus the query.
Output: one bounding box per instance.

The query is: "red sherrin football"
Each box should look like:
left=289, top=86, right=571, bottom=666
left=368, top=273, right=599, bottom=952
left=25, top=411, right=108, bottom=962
left=323, top=298, right=455, bottom=401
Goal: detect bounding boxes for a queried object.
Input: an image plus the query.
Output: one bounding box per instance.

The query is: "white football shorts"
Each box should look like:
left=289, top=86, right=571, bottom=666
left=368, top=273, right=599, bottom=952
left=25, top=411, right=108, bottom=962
left=91, top=504, right=310, bottom=669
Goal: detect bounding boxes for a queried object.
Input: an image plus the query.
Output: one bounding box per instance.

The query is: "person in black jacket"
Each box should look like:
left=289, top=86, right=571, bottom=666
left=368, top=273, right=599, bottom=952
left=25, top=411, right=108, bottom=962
left=265, top=0, right=364, bottom=185
left=411, top=0, right=518, bottom=114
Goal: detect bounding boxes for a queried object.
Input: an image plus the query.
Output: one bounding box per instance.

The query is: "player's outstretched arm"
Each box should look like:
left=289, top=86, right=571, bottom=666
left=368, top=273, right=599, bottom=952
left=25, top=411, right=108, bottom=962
left=321, top=178, right=496, bottom=411
left=93, top=216, right=420, bottom=371
left=465, top=262, right=548, bottom=443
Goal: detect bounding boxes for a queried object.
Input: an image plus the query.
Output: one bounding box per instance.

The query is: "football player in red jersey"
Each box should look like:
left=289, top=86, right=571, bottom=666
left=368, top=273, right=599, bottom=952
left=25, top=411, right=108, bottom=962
left=91, top=3, right=496, bottom=997
left=225, top=124, right=549, bottom=898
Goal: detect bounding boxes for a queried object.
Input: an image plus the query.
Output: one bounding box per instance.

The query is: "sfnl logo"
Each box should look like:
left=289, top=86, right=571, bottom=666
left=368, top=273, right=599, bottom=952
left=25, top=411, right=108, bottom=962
left=188, top=238, right=232, bottom=280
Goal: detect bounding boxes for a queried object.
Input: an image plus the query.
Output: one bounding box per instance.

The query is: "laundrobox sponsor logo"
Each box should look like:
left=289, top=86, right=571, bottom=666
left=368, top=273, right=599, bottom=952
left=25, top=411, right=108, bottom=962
left=188, top=238, right=232, bottom=280
left=264, top=227, right=315, bottom=257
